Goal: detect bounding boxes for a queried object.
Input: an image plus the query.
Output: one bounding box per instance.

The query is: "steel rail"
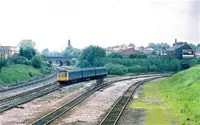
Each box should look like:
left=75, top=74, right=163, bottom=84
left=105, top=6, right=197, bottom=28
left=31, top=75, right=164, bottom=125
left=99, top=76, right=163, bottom=125
left=0, top=74, right=160, bottom=113
left=0, top=82, right=60, bottom=113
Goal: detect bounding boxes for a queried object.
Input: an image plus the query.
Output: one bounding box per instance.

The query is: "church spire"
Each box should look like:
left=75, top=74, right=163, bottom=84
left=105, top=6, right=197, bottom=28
left=68, top=39, right=72, bottom=48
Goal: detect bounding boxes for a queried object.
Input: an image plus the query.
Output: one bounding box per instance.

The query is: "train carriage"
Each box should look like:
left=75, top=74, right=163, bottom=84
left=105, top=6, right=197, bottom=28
left=81, top=68, right=96, bottom=80
left=68, top=69, right=82, bottom=81
left=95, top=67, right=107, bottom=78
left=57, top=67, right=107, bottom=84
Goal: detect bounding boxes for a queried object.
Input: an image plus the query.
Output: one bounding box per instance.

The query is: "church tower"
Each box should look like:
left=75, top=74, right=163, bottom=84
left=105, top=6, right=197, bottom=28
left=68, top=39, right=71, bottom=47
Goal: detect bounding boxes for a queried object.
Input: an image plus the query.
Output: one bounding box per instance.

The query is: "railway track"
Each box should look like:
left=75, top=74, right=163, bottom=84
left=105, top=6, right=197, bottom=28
left=31, top=75, right=164, bottom=125
left=99, top=77, right=161, bottom=125
left=0, top=74, right=163, bottom=113
left=0, top=73, right=57, bottom=93
left=0, top=82, right=60, bottom=113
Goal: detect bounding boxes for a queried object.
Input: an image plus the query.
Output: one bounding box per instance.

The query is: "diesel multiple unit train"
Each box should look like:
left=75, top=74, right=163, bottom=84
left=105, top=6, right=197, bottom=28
left=57, top=67, right=107, bottom=84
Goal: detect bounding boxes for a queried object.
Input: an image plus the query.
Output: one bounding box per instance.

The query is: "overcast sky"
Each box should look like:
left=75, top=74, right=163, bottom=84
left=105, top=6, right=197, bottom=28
left=0, top=0, right=199, bottom=52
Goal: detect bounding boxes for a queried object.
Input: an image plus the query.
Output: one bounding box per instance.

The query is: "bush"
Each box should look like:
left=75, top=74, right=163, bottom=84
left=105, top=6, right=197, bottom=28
left=0, top=59, right=7, bottom=68
left=148, top=65, right=158, bottom=72
left=128, top=65, right=148, bottom=73
left=31, top=55, right=42, bottom=68
left=98, top=56, right=180, bottom=73
left=105, top=63, right=127, bottom=75
left=9, top=56, right=27, bottom=64
left=72, top=58, right=78, bottom=66
left=25, top=60, right=32, bottom=65
left=108, top=53, right=123, bottom=59
left=129, top=53, right=147, bottom=59
left=137, top=54, right=147, bottom=59
left=129, top=54, right=138, bottom=59
left=196, top=58, right=200, bottom=65
left=45, top=63, right=52, bottom=68
left=40, top=66, right=51, bottom=74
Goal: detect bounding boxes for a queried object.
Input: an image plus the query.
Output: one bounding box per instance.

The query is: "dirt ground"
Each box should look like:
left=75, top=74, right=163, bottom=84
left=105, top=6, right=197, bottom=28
left=118, top=77, right=166, bottom=125
left=0, top=76, right=134, bottom=125
left=117, top=85, right=145, bottom=125
left=49, top=77, right=151, bottom=125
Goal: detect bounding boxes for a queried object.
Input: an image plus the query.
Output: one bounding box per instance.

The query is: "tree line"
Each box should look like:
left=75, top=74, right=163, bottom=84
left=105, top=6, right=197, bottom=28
left=0, top=40, right=52, bottom=74
left=1, top=39, right=200, bottom=76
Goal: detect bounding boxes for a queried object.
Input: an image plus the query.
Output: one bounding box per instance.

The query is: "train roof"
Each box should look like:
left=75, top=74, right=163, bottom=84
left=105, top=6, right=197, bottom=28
left=57, top=67, right=106, bottom=72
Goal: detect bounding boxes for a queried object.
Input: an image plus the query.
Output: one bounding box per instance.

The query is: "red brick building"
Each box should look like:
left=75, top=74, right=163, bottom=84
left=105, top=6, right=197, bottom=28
left=119, top=48, right=141, bottom=57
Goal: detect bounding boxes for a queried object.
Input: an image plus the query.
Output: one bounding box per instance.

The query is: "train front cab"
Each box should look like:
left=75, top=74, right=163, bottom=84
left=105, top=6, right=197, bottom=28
left=57, top=71, right=69, bottom=84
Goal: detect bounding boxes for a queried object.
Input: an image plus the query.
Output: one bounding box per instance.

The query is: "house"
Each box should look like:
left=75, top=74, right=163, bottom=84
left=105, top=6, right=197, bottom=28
left=139, top=47, right=155, bottom=55
left=0, top=46, right=18, bottom=59
left=119, top=47, right=141, bottom=57
left=167, top=40, right=194, bottom=59
left=12, top=52, right=19, bottom=57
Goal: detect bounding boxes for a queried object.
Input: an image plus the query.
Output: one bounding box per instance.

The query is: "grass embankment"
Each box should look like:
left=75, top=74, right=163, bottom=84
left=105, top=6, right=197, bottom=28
left=130, top=65, right=200, bottom=125
left=0, top=64, right=43, bottom=85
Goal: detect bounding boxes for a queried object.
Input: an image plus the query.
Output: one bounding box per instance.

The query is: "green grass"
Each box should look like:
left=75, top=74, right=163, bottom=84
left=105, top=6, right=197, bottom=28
left=130, top=65, right=200, bottom=125
left=159, top=65, right=200, bottom=124
left=130, top=81, right=181, bottom=125
left=0, top=64, right=43, bottom=85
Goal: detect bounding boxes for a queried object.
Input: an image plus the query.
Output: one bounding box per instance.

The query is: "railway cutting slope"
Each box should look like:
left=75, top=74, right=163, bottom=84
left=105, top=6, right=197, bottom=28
left=128, top=66, right=200, bottom=125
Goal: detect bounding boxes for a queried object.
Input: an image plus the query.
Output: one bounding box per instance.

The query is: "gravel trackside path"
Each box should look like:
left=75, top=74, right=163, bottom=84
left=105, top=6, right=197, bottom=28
left=0, top=81, right=96, bottom=125
left=0, top=75, right=158, bottom=125
left=0, top=76, right=134, bottom=125
left=0, top=77, right=56, bottom=100
left=49, top=77, right=152, bottom=125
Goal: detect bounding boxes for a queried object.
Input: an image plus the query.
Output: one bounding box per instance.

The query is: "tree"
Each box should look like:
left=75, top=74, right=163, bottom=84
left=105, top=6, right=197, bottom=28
left=18, top=39, right=36, bottom=49
left=79, top=45, right=106, bottom=67
left=42, top=48, right=49, bottom=56
left=148, top=43, right=157, bottom=50
left=23, top=47, right=36, bottom=60
left=18, top=39, right=37, bottom=59
left=129, top=54, right=137, bottom=59
left=108, top=53, right=123, bottom=58
left=189, top=43, right=197, bottom=51
left=129, top=53, right=147, bottom=59
left=31, top=55, right=43, bottom=68
left=0, top=59, right=7, bottom=69
left=197, top=44, right=200, bottom=47
left=51, top=51, right=61, bottom=56
left=129, top=43, right=135, bottom=47
left=62, top=47, right=81, bottom=58
left=148, top=42, right=170, bottom=50
left=19, top=48, right=24, bottom=56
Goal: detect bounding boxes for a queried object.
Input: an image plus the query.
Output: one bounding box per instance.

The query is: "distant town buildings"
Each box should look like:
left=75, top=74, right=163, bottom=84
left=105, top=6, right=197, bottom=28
left=105, top=39, right=198, bottom=59
left=139, top=47, right=155, bottom=55
left=105, top=44, right=155, bottom=57
left=119, top=48, right=141, bottom=57
left=0, top=46, right=18, bottom=59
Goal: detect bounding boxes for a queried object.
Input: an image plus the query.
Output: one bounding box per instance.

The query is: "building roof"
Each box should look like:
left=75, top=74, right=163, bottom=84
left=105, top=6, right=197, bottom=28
left=167, top=44, right=184, bottom=51
left=12, top=53, right=19, bottom=57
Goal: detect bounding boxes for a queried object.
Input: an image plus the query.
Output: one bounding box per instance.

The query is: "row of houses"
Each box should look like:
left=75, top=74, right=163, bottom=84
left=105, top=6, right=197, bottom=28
left=105, top=40, right=200, bottom=59
left=105, top=45, right=154, bottom=57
